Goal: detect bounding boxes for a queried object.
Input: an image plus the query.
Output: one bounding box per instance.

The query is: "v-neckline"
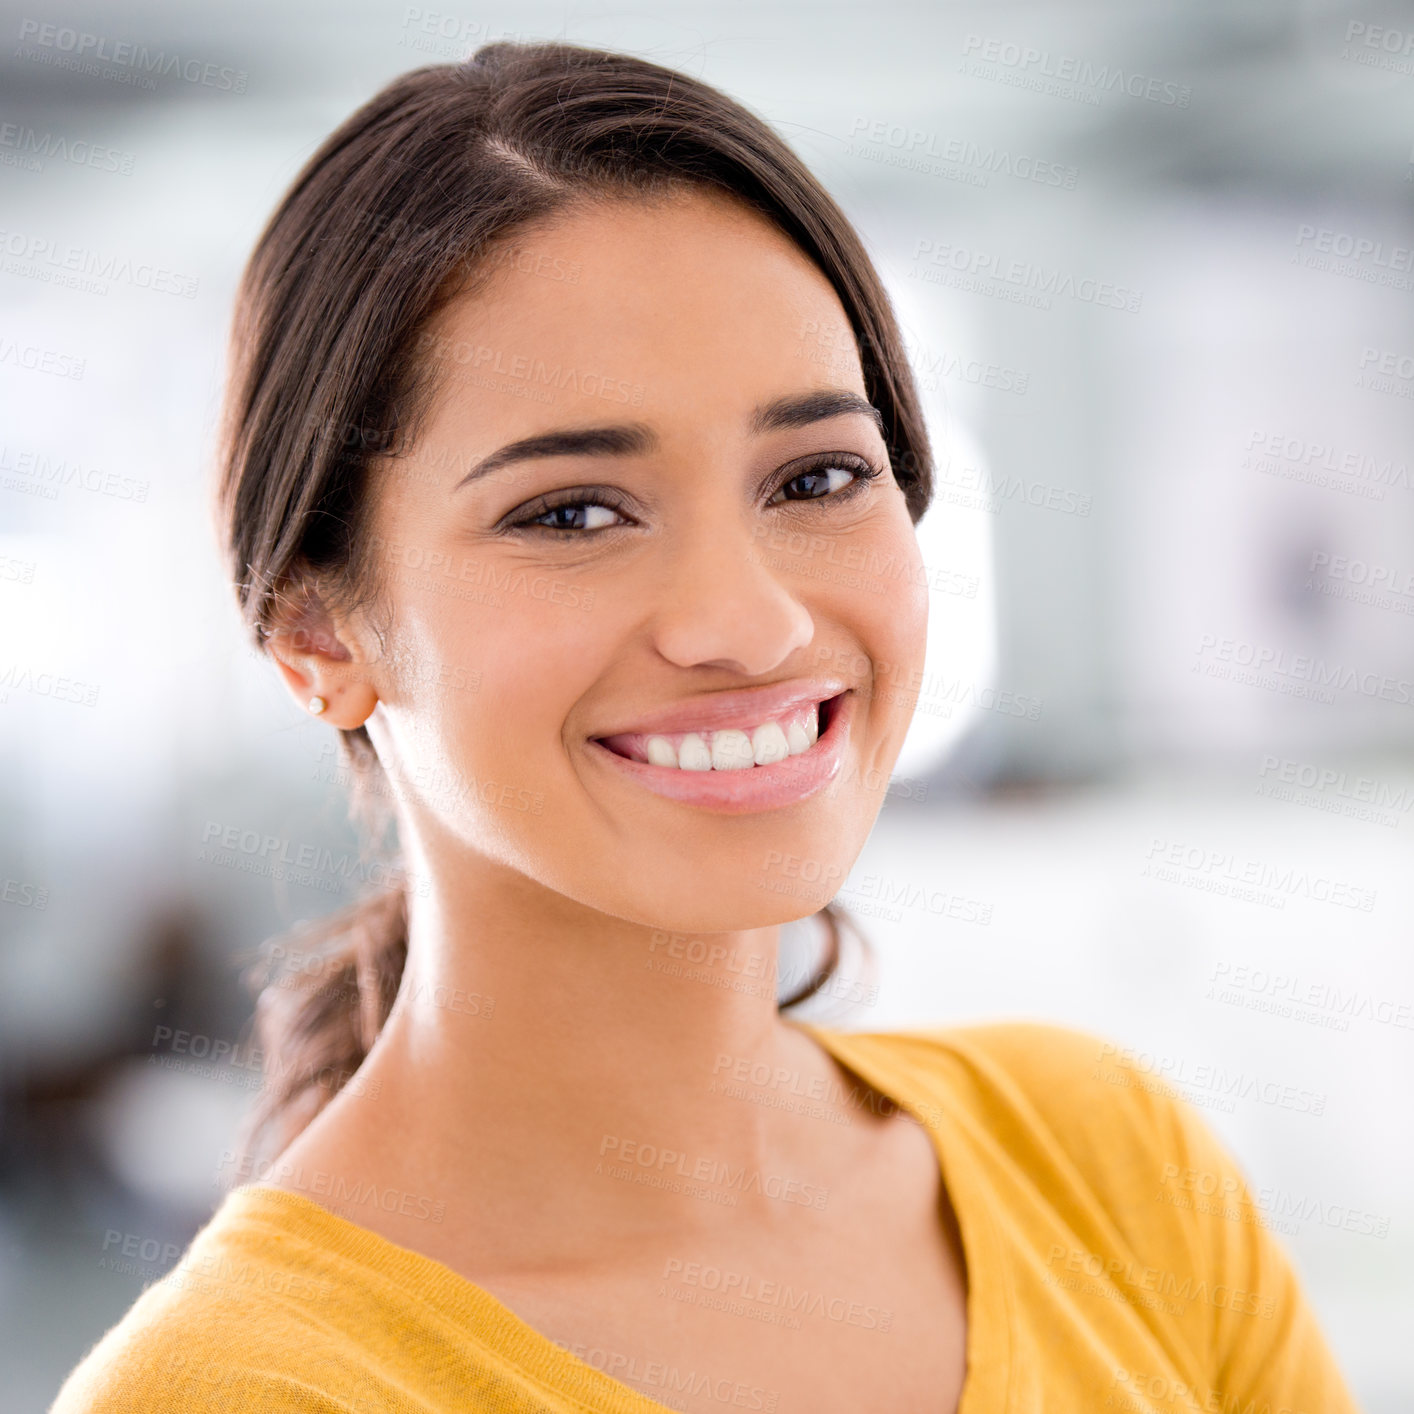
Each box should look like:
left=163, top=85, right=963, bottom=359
left=235, top=1021, right=1009, bottom=1414
left=790, top=1021, right=1008, bottom=1414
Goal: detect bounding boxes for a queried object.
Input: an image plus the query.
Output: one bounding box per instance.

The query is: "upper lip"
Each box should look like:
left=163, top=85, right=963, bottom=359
left=590, top=679, right=850, bottom=739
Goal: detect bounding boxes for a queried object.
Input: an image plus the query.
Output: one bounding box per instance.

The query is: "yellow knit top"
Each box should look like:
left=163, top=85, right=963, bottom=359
left=50, top=1020, right=1361, bottom=1413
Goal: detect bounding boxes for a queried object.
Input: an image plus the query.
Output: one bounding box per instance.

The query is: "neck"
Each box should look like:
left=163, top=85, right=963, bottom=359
left=276, top=844, right=870, bottom=1265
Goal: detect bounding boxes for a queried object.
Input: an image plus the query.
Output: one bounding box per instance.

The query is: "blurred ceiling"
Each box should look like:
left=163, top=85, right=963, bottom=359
left=1, top=0, right=1413, bottom=198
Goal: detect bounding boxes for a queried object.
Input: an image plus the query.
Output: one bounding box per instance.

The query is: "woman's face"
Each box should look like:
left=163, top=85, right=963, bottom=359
left=354, top=187, right=928, bottom=932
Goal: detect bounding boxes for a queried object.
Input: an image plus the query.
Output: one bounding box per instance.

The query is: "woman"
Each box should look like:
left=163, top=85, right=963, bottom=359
left=53, top=40, right=1359, bottom=1414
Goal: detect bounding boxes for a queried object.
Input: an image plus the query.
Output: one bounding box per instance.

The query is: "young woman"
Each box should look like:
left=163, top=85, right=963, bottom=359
left=53, top=41, right=1360, bottom=1414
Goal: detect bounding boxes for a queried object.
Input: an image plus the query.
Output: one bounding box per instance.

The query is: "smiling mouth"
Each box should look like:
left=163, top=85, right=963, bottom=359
left=593, top=693, right=844, bottom=771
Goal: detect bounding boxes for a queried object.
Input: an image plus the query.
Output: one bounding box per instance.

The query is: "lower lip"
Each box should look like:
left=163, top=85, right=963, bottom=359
left=586, top=692, right=854, bottom=815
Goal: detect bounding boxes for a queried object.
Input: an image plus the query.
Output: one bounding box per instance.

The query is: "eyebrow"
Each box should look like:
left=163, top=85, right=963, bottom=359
left=451, top=389, right=886, bottom=492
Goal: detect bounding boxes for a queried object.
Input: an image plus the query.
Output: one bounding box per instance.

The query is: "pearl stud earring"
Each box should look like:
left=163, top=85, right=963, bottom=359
left=308, top=696, right=328, bottom=715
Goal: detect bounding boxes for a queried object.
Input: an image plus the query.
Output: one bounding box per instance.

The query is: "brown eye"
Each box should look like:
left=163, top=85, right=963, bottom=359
left=528, top=502, right=627, bottom=532
left=503, top=485, right=636, bottom=535
left=768, top=454, right=884, bottom=505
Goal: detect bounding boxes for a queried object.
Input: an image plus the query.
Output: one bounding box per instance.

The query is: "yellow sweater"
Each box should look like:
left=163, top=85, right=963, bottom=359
left=51, top=1021, right=1361, bottom=1413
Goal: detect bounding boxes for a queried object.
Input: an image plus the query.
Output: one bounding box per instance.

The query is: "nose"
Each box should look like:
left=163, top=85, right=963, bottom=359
left=650, top=515, right=815, bottom=677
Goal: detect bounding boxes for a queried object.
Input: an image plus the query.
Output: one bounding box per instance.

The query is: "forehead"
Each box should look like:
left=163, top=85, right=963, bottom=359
left=413, top=187, right=866, bottom=432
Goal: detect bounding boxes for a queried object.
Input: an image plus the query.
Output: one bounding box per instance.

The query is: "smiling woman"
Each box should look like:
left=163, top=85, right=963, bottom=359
left=51, top=39, right=1360, bottom=1414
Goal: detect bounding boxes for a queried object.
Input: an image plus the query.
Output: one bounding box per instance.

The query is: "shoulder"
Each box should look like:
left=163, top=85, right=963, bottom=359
left=837, top=1019, right=1363, bottom=1398
left=49, top=1190, right=371, bottom=1414
left=854, top=1017, right=1237, bottom=1197
left=833, top=1019, right=1240, bottom=1275
left=895, top=1015, right=1299, bottom=1265
left=840, top=1015, right=1158, bottom=1142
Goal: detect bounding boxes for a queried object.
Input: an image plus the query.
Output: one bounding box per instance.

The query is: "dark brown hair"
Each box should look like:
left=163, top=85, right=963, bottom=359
left=218, top=40, right=935, bottom=1166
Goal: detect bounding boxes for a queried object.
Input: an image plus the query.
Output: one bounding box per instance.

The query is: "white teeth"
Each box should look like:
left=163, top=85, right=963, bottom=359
left=620, top=702, right=831, bottom=770
left=751, top=721, right=790, bottom=765
left=646, top=736, right=678, bottom=767
left=785, top=719, right=812, bottom=755
left=710, top=728, right=756, bottom=770
left=678, top=733, right=713, bottom=771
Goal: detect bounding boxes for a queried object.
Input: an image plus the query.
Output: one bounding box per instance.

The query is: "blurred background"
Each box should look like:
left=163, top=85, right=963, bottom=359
left=1, top=0, right=1412, bottom=1407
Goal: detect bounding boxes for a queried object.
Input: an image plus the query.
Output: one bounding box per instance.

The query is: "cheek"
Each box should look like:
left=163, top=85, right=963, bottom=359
left=383, top=569, right=611, bottom=836
left=827, top=515, right=928, bottom=769
left=813, top=510, right=928, bottom=683
left=865, top=520, right=929, bottom=668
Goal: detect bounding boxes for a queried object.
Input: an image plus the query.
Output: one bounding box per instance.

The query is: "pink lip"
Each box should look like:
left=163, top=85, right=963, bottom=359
left=589, top=677, right=849, bottom=740
left=586, top=691, right=854, bottom=815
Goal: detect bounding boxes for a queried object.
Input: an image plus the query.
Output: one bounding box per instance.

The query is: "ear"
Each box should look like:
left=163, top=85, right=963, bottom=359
left=264, top=578, right=380, bottom=730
